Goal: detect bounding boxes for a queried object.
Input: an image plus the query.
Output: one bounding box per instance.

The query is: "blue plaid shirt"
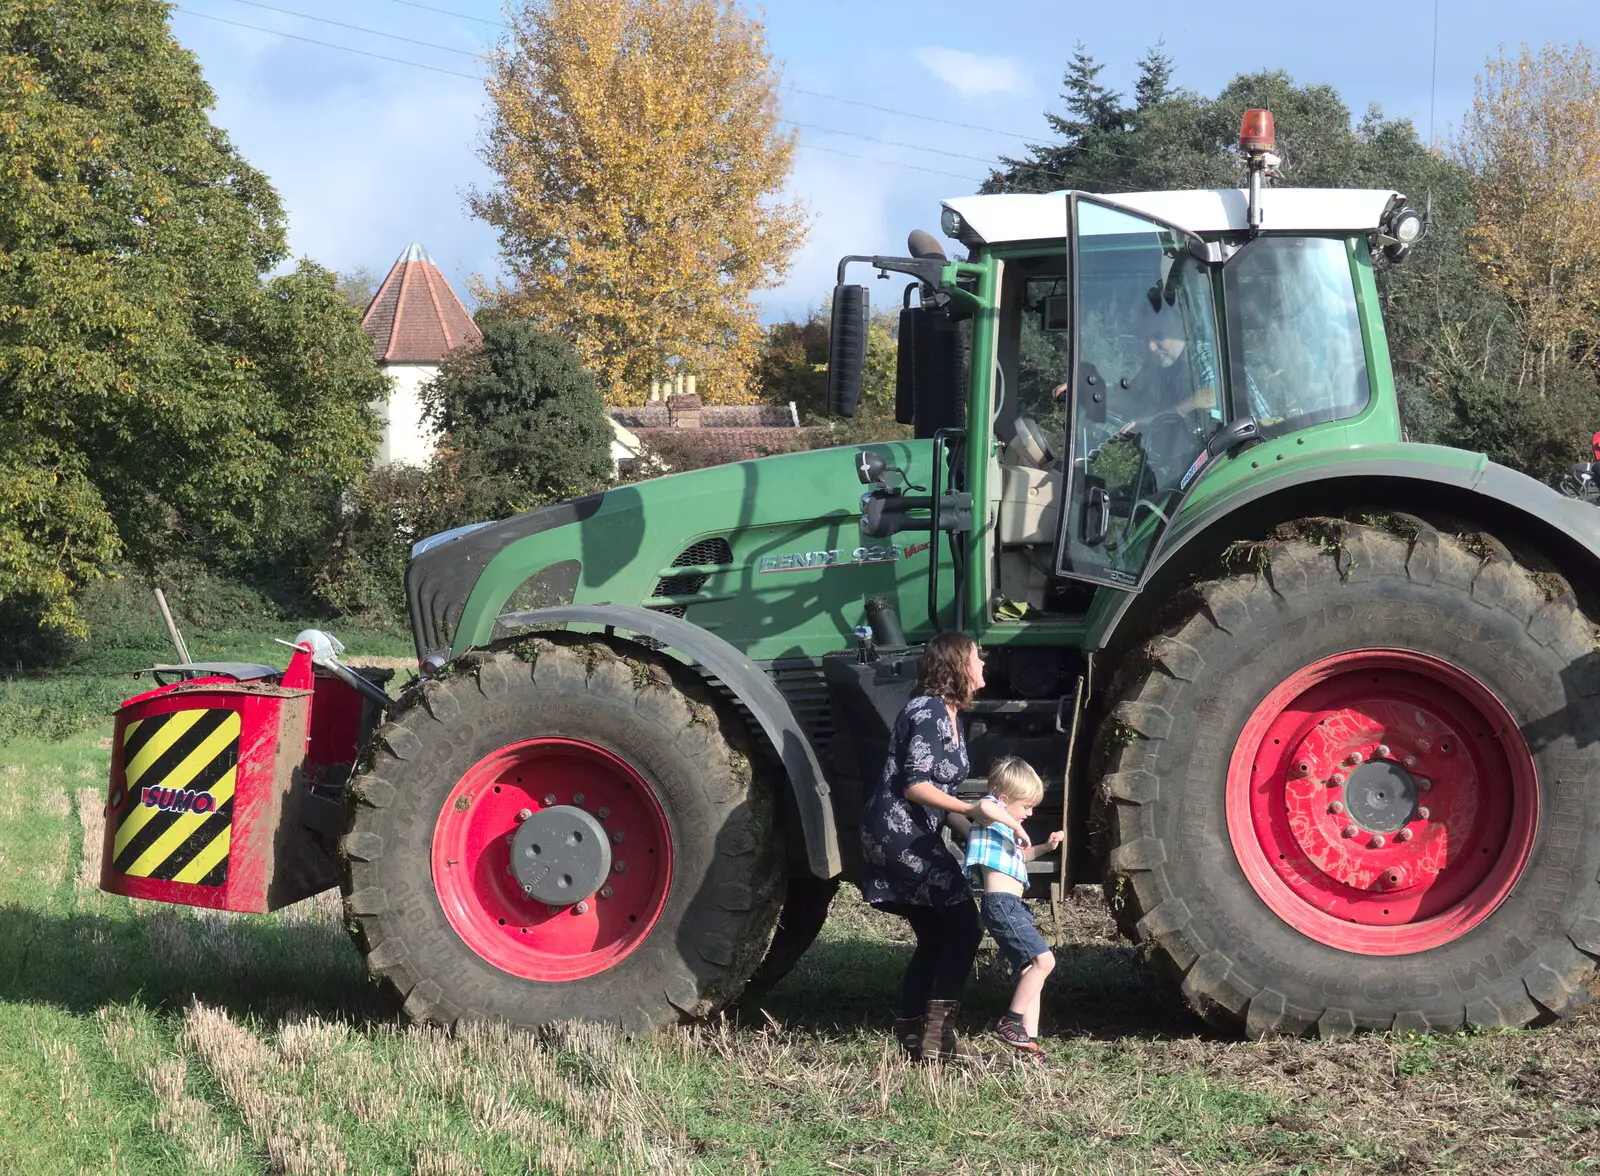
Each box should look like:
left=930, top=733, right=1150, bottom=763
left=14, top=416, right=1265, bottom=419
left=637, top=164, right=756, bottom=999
left=963, top=797, right=1028, bottom=886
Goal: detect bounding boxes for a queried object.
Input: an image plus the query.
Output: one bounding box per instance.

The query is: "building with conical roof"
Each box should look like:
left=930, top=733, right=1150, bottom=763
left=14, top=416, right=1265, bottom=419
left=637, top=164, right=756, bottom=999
left=360, top=243, right=482, bottom=465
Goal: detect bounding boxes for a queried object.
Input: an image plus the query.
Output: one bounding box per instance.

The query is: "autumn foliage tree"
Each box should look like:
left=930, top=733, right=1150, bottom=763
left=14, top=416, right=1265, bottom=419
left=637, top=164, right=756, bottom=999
left=472, top=0, right=806, bottom=405
left=1461, top=44, right=1600, bottom=392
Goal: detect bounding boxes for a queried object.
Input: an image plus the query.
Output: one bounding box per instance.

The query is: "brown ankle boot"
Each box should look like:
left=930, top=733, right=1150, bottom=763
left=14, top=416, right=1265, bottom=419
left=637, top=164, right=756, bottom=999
left=892, top=1016, right=923, bottom=1061
left=919, top=1000, right=981, bottom=1063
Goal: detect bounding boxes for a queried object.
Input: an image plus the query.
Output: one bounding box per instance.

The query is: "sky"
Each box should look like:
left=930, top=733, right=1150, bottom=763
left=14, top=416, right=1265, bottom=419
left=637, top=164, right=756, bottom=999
left=165, top=0, right=1600, bottom=323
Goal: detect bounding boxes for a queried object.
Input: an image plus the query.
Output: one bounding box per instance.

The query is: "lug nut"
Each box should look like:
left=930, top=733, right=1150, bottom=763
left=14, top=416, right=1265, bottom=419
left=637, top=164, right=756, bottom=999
left=546, top=903, right=560, bottom=914
left=1328, top=801, right=1345, bottom=815
left=599, top=886, right=613, bottom=899
left=517, top=808, right=533, bottom=822
left=542, top=794, right=556, bottom=807
left=612, top=830, right=626, bottom=844
left=522, top=883, right=535, bottom=896
left=1342, top=825, right=1359, bottom=838
left=1416, top=807, right=1431, bottom=821
left=574, top=901, right=588, bottom=915
left=597, top=807, right=611, bottom=819
left=1417, top=778, right=1433, bottom=792
left=1396, top=829, right=1413, bottom=842
left=1369, top=834, right=1386, bottom=849
left=614, top=861, right=627, bottom=873
left=1403, top=756, right=1417, bottom=768
left=1375, top=744, right=1391, bottom=760
left=573, top=792, right=585, bottom=805
left=1330, top=773, right=1346, bottom=786
left=1347, top=751, right=1364, bottom=766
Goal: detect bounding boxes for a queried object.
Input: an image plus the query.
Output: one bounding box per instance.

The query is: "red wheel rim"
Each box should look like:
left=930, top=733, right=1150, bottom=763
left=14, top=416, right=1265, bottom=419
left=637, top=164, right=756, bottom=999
left=1225, top=650, right=1538, bottom=955
left=431, top=738, right=673, bottom=981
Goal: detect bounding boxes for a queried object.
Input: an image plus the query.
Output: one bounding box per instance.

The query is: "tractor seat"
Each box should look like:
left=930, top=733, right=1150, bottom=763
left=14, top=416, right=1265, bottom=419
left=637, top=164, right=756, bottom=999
left=1003, top=415, right=1054, bottom=468
left=997, top=416, right=1062, bottom=545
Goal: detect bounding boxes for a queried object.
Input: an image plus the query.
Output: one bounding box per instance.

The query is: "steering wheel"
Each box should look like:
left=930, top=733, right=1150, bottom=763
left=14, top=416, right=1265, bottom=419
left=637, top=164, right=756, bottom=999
left=1135, top=412, right=1202, bottom=486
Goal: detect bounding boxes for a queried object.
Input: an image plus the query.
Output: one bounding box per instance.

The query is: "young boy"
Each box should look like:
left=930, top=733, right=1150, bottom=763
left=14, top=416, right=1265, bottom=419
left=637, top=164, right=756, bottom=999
left=964, top=756, right=1064, bottom=1058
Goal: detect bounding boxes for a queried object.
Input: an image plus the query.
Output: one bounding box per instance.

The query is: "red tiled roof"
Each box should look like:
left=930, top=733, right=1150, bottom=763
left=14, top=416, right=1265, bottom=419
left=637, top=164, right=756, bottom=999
left=630, top=426, right=832, bottom=467
left=361, top=243, right=482, bottom=364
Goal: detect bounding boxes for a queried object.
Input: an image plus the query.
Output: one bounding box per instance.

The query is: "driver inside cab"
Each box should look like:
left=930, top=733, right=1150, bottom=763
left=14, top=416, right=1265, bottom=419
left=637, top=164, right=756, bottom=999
left=1052, top=312, right=1221, bottom=429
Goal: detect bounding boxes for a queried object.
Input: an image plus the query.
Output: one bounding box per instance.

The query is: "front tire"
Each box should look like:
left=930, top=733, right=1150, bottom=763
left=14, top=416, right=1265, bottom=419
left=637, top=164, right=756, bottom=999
left=341, top=638, right=783, bottom=1031
left=1098, top=523, right=1600, bottom=1036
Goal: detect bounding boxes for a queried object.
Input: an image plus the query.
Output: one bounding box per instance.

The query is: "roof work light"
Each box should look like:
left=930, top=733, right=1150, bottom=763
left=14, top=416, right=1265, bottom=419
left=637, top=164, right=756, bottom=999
left=1238, top=109, right=1281, bottom=235
left=1238, top=109, right=1276, bottom=153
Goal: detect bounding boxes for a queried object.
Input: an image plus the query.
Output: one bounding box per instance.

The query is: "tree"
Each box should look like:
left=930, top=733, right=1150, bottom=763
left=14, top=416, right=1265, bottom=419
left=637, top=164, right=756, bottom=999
left=756, top=304, right=908, bottom=445
left=1461, top=44, right=1600, bottom=391
left=472, top=0, right=807, bottom=406
left=0, top=0, right=384, bottom=632
left=423, top=317, right=614, bottom=520
left=337, top=265, right=382, bottom=311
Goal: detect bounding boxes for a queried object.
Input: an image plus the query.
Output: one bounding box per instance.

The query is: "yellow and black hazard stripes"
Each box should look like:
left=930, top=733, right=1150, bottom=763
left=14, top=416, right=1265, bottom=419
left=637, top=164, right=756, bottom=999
left=112, top=708, right=241, bottom=886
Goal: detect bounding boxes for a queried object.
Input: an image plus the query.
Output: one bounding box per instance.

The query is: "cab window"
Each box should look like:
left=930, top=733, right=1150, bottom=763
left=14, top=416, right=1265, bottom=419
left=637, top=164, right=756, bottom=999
left=1225, top=237, right=1370, bottom=437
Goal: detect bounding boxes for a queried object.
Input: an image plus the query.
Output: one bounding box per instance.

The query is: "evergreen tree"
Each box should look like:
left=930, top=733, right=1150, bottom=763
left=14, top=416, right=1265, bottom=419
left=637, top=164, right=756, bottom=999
left=1133, top=40, right=1176, bottom=112
left=424, top=318, right=614, bottom=519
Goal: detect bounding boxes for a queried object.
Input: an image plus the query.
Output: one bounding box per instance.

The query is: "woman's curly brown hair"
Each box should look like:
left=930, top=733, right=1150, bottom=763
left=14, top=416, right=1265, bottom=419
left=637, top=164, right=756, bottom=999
left=916, top=631, right=978, bottom=710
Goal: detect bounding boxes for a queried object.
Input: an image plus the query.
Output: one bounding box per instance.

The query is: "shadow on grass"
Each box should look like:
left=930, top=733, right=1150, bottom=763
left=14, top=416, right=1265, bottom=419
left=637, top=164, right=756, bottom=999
left=753, top=926, right=1207, bottom=1043
left=0, top=903, right=392, bottom=1026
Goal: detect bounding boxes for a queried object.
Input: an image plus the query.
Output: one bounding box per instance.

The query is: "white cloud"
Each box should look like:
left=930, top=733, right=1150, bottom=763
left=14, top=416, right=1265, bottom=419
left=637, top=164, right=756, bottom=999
left=912, top=46, right=1029, bottom=98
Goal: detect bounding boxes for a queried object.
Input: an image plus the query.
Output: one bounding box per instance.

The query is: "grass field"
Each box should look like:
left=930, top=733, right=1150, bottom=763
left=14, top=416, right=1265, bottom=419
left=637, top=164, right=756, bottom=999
left=4, top=649, right=1600, bottom=1173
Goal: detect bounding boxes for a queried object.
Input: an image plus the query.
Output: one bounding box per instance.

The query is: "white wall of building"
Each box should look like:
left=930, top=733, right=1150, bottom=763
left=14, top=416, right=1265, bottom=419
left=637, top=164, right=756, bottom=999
left=373, top=363, right=439, bottom=466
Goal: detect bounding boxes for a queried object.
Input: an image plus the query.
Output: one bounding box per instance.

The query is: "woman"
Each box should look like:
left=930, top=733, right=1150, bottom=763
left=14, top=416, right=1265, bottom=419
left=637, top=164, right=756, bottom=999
left=858, top=631, right=1028, bottom=1062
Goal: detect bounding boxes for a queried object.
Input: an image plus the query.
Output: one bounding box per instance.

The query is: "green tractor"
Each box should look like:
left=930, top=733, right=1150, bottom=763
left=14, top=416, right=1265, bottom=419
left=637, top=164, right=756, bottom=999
left=342, top=118, right=1600, bottom=1038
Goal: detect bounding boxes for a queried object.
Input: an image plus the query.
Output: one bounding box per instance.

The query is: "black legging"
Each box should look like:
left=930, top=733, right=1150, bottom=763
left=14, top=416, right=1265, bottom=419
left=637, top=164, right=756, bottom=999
left=879, top=898, right=983, bottom=1018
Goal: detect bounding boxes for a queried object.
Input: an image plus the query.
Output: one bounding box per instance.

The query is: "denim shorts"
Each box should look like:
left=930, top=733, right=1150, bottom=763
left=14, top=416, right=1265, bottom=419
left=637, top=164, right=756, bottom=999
left=979, top=892, right=1050, bottom=974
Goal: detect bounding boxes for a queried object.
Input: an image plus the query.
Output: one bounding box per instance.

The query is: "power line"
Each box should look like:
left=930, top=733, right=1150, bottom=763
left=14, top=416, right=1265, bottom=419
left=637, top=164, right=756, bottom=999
left=784, top=86, right=1039, bottom=144
left=176, top=4, right=1077, bottom=186
left=1429, top=0, right=1440, bottom=146
left=795, top=143, right=980, bottom=183
left=369, top=0, right=1045, bottom=146
left=781, top=119, right=1013, bottom=168
left=382, top=0, right=508, bottom=27
left=173, top=7, right=482, bottom=79
left=215, top=0, right=484, bottom=56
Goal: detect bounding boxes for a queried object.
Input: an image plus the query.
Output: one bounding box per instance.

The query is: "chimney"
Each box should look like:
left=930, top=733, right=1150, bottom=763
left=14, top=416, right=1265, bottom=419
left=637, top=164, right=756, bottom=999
left=668, top=392, right=702, bottom=428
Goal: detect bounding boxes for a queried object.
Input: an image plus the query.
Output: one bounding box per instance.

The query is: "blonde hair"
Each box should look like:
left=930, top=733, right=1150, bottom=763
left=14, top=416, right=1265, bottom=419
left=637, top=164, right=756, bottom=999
left=987, top=755, right=1044, bottom=805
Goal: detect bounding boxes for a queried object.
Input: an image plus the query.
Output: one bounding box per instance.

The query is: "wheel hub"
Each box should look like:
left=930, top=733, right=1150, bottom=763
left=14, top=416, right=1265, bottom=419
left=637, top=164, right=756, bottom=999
left=1342, top=759, right=1418, bottom=834
left=430, top=737, right=673, bottom=982
left=1226, top=649, right=1538, bottom=955
left=510, top=805, right=612, bottom=905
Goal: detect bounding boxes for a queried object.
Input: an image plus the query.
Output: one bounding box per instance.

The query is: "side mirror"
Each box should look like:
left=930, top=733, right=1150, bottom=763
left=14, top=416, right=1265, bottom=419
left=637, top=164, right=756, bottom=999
left=828, top=285, right=870, bottom=417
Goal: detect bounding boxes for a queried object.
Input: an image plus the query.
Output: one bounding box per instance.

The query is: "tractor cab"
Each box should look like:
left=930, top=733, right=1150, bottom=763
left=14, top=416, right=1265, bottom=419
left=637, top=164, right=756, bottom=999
left=833, top=123, right=1427, bottom=641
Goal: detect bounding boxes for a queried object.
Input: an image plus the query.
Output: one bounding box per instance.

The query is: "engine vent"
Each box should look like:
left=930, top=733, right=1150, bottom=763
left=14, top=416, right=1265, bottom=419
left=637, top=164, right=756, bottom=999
left=652, top=537, right=732, bottom=599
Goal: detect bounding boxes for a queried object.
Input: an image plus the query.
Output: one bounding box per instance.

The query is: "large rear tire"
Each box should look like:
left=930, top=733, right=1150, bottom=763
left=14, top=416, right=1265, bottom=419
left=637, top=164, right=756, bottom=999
left=341, top=638, right=783, bottom=1031
left=1098, top=523, right=1600, bottom=1037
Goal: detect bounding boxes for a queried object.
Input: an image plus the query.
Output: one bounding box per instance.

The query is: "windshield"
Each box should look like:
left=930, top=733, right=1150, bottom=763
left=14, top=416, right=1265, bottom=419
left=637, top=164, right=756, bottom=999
left=1226, top=237, right=1370, bottom=437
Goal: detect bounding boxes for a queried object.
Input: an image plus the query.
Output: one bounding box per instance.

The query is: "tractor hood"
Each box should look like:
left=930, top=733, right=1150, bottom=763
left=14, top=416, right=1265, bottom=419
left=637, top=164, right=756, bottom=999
left=406, top=438, right=939, bottom=664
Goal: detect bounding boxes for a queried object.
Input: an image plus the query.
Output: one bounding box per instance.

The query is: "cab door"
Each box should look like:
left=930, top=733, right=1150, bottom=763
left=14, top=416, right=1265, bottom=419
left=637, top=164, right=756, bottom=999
left=1053, top=196, right=1225, bottom=587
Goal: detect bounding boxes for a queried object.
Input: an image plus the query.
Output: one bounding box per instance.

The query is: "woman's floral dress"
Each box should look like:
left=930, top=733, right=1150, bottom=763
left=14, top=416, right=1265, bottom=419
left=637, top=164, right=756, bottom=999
left=858, top=694, right=972, bottom=908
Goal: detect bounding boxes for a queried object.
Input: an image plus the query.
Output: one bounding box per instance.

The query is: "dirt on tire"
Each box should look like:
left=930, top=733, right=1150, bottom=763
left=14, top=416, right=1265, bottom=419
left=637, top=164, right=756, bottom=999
left=340, top=637, right=784, bottom=1032
left=1095, top=522, right=1600, bottom=1037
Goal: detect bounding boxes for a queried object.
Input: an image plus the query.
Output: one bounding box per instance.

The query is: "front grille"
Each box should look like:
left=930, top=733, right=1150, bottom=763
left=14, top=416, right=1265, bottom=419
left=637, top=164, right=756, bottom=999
left=653, top=537, right=732, bottom=598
